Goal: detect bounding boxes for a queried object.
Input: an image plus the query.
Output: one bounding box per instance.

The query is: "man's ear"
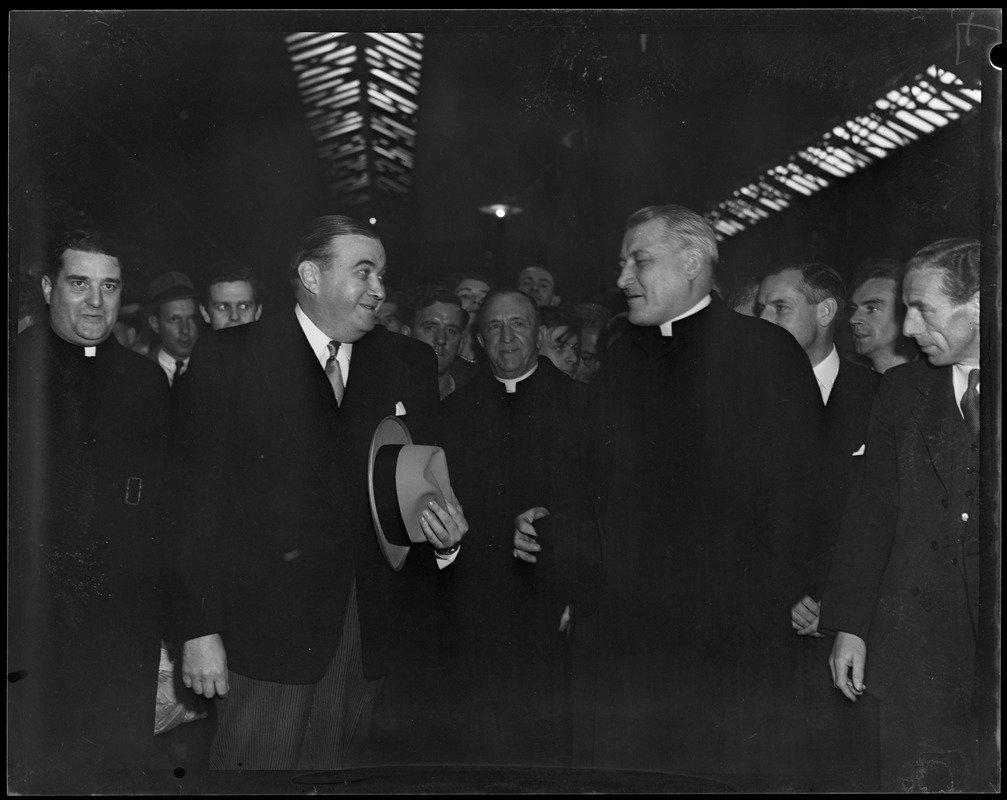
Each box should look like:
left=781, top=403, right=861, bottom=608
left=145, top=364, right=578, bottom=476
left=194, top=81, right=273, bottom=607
left=199, top=305, right=211, bottom=325
left=969, top=290, right=980, bottom=322
left=817, top=297, right=839, bottom=327
left=682, top=249, right=704, bottom=280
left=297, top=261, right=319, bottom=295
left=41, top=275, right=53, bottom=305
left=535, top=325, right=546, bottom=349
left=401, top=324, right=411, bottom=337
left=254, top=304, right=263, bottom=322
left=149, top=314, right=160, bottom=335
left=474, top=331, right=483, bottom=351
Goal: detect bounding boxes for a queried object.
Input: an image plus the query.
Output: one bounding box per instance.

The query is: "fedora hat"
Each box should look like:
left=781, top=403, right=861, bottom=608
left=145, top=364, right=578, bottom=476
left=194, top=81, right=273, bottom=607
left=367, top=416, right=458, bottom=572
left=148, top=270, right=196, bottom=306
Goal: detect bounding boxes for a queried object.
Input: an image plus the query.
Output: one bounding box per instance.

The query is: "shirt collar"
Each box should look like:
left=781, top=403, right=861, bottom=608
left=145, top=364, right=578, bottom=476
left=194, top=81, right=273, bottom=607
left=494, top=362, right=538, bottom=394
left=659, top=294, right=712, bottom=337
left=84, top=346, right=97, bottom=357
left=157, top=347, right=189, bottom=373
left=953, top=362, right=980, bottom=403
left=813, top=346, right=841, bottom=405
left=295, top=303, right=354, bottom=371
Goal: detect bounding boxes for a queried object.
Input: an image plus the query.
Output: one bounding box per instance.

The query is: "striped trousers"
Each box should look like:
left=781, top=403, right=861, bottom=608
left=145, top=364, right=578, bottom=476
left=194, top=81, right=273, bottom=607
left=209, top=580, right=381, bottom=770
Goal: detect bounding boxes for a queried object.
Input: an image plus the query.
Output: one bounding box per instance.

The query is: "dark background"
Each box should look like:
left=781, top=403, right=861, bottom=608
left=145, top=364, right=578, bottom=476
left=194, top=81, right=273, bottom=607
left=8, top=9, right=997, bottom=310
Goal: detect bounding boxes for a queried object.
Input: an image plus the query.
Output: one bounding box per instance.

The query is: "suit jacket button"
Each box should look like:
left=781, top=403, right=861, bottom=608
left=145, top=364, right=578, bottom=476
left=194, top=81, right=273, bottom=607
left=961, top=512, right=969, bottom=522
left=970, top=442, right=978, bottom=452
left=940, top=498, right=948, bottom=508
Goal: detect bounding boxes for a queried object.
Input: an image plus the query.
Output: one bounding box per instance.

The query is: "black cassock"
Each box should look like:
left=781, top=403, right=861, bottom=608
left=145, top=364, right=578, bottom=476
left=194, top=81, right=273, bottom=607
left=434, top=357, right=596, bottom=767
left=586, top=295, right=824, bottom=778
left=9, top=323, right=170, bottom=789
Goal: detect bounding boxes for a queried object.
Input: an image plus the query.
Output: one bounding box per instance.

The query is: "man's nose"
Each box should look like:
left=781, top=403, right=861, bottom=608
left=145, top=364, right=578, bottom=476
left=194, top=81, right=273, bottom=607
left=228, top=305, right=241, bottom=321
left=434, top=327, right=446, bottom=345
left=85, top=285, right=103, bottom=307
left=616, top=264, right=633, bottom=290
left=902, top=309, right=922, bottom=338
left=369, top=275, right=385, bottom=300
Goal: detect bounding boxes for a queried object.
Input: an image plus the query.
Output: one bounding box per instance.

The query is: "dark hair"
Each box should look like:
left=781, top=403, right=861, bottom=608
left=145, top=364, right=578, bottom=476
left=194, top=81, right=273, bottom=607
left=765, top=261, right=847, bottom=315
left=625, top=205, right=719, bottom=269
left=406, top=285, right=465, bottom=328
left=850, top=258, right=906, bottom=292
left=476, top=287, right=540, bottom=335
left=540, top=304, right=583, bottom=340
left=573, top=302, right=613, bottom=332
left=288, top=215, right=379, bottom=277
left=205, top=259, right=262, bottom=305
left=906, top=238, right=980, bottom=304
left=446, top=271, right=493, bottom=293
left=724, top=275, right=762, bottom=314
left=47, top=227, right=121, bottom=279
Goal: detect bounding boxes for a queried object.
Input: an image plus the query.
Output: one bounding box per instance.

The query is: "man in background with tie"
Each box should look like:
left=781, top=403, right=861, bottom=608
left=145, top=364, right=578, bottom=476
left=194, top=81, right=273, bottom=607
left=163, top=215, right=467, bottom=770
left=147, top=270, right=201, bottom=387
left=821, top=238, right=982, bottom=791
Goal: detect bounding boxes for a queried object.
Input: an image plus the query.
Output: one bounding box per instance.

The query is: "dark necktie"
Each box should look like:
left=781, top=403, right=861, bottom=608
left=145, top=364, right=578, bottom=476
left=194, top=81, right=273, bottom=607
left=325, top=341, right=345, bottom=405
left=960, top=368, right=980, bottom=439
left=173, top=359, right=185, bottom=384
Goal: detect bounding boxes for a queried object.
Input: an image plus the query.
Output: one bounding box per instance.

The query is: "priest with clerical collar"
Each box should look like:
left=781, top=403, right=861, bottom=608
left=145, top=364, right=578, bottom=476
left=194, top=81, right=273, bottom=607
left=436, top=287, right=595, bottom=768
left=10, top=226, right=172, bottom=789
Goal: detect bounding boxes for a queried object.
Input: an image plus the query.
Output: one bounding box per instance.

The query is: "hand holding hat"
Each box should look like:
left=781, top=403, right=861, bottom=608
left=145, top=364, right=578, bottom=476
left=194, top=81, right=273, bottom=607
left=368, top=416, right=468, bottom=571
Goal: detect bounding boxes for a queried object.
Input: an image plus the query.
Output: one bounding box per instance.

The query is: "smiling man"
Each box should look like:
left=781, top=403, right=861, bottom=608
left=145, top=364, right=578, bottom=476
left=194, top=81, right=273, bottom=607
left=10, top=228, right=171, bottom=786
left=821, top=238, right=983, bottom=791
left=546, top=205, right=823, bottom=776
left=164, top=215, right=467, bottom=770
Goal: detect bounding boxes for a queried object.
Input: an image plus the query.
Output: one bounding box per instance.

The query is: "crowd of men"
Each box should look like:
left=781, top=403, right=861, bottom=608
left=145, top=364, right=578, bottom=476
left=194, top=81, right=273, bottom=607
left=9, top=205, right=989, bottom=792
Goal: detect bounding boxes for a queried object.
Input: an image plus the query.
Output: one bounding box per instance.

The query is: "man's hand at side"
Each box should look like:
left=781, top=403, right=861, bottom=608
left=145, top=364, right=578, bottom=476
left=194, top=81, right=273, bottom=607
left=182, top=633, right=229, bottom=699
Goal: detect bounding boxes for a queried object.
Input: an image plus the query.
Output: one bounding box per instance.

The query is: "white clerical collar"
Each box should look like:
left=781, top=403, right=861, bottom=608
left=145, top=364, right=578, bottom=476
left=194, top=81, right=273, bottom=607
left=813, top=346, right=841, bottom=405
left=494, top=362, right=538, bottom=394
left=84, top=346, right=97, bottom=357
left=296, top=303, right=353, bottom=379
left=659, top=294, right=712, bottom=337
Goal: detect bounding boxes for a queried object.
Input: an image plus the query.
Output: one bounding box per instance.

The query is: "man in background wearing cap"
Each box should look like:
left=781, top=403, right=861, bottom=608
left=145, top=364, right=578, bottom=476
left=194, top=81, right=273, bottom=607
left=147, top=270, right=201, bottom=387
left=162, top=215, right=466, bottom=771
left=9, top=227, right=171, bottom=789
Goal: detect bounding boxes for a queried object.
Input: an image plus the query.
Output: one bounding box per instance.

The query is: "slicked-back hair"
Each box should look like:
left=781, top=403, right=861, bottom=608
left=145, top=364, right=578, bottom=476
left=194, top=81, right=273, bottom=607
left=205, top=259, right=263, bottom=305
left=476, top=287, right=541, bottom=336
left=765, top=261, right=847, bottom=315
left=48, top=227, right=122, bottom=278
left=906, top=238, right=980, bottom=305
left=850, top=258, right=906, bottom=293
left=625, top=205, right=719, bottom=269
left=288, top=215, right=380, bottom=277
left=406, top=285, right=465, bottom=328
left=540, top=304, right=583, bottom=341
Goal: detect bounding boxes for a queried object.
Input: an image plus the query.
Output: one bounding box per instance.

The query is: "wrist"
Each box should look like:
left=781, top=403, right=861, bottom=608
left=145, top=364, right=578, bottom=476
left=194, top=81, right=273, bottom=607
left=434, top=542, right=461, bottom=556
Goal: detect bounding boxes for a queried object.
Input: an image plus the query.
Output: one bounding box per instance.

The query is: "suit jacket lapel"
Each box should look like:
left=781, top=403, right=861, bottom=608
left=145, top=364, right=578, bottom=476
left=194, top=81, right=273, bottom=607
left=912, top=366, right=955, bottom=493
left=251, top=310, right=339, bottom=450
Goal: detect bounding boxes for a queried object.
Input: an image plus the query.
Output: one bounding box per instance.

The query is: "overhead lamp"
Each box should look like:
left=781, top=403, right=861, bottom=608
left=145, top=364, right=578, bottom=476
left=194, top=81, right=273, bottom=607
left=479, top=203, right=523, bottom=218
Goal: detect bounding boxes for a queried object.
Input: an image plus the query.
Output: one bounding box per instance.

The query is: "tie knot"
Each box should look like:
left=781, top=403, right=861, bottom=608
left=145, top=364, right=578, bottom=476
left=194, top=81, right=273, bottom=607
left=967, top=368, right=980, bottom=391
left=327, top=341, right=341, bottom=359
left=175, top=360, right=185, bottom=374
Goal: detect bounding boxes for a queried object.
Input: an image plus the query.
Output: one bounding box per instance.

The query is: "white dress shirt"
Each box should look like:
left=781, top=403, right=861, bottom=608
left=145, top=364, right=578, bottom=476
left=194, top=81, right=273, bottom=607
left=156, top=348, right=190, bottom=387
left=812, top=346, right=841, bottom=405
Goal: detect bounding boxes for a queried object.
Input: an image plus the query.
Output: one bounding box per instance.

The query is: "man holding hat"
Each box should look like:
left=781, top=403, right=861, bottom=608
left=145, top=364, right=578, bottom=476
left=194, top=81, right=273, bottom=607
left=147, top=270, right=200, bottom=387
left=163, top=215, right=467, bottom=770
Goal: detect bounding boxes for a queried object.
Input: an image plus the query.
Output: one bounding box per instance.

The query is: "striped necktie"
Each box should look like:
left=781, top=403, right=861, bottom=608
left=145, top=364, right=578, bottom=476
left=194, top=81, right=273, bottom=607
left=325, top=341, right=345, bottom=405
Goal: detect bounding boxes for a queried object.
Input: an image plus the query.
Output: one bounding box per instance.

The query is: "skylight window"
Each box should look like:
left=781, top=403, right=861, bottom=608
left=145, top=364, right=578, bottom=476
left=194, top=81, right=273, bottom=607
left=706, top=64, right=980, bottom=240
left=286, top=32, right=424, bottom=208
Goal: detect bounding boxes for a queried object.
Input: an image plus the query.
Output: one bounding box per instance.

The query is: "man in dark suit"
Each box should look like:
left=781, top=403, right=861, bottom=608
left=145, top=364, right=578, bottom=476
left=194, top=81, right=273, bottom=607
left=9, top=228, right=171, bottom=789
left=438, top=289, right=595, bottom=767
left=821, top=239, right=983, bottom=791
left=756, top=262, right=881, bottom=782
left=164, top=215, right=467, bottom=770
left=570, top=205, right=823, bottom=778
left=147, top=270, right=201, bottom=387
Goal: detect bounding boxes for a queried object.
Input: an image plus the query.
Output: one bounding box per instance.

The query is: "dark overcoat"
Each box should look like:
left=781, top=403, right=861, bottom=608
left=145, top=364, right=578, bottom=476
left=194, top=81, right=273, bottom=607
left=163, top=308, right=441, bottom=685
left=9, top=323, right=171, bottom=784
